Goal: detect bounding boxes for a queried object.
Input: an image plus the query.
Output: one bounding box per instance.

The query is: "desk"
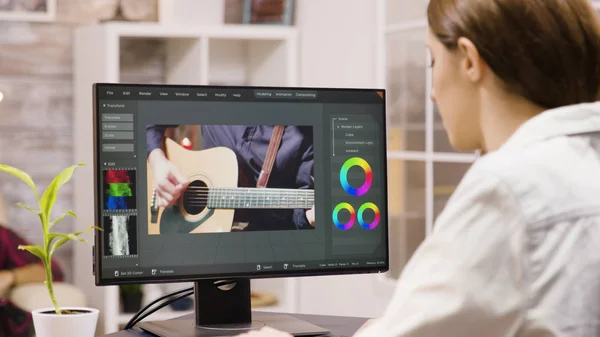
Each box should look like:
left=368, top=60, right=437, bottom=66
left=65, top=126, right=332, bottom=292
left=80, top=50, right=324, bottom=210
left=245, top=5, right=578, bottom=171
left=101, top=312, right=368, bottom=337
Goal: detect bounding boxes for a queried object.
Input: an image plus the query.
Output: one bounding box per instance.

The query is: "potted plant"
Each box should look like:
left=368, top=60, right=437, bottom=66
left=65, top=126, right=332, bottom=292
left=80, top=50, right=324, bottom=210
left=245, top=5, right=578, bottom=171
left=0, top=163, right=100, bottom=337
left=119, top=284, right=143, bottom=313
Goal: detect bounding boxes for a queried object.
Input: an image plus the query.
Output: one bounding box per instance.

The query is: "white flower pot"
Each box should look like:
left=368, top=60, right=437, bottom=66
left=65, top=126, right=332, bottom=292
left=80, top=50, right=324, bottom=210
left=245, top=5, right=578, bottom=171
left=32, top=307, right=99, bottom=337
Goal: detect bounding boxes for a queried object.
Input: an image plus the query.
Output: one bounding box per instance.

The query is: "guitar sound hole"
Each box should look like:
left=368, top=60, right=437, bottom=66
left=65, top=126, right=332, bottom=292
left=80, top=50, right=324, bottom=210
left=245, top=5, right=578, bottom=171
left=182, top=180, right=208, bottom=216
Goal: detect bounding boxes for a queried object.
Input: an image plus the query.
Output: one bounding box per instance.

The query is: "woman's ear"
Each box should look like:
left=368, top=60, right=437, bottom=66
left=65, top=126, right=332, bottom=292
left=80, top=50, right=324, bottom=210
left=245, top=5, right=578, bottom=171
left=457, top=37, right=484, bottom=83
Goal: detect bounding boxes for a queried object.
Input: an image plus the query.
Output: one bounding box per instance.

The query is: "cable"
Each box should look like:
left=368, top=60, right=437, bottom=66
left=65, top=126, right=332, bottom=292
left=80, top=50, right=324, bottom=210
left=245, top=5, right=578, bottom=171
left=130, top=290, right=194, bottom=329
left=124, top=280, right=240, bottom=330
left=124, top=286, right=192, bottom=330
left=124, top=287, right=192, bottom=329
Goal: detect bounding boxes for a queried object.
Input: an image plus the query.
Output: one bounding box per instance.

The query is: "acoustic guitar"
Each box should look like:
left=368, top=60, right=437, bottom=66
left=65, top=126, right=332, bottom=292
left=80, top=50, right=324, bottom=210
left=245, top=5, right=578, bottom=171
left=147, top=138, right=314, bottom=234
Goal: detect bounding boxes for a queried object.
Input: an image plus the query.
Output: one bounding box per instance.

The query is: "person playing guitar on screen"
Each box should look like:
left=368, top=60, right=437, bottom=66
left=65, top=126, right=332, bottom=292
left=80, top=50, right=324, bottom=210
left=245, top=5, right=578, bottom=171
left=146, top=125, right=315, bottom=231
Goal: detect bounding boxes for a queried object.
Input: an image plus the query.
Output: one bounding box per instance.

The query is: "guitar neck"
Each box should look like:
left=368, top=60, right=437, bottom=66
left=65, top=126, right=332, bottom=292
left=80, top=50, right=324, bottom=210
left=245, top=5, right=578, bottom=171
left=206, top=188, right=314, bottom=209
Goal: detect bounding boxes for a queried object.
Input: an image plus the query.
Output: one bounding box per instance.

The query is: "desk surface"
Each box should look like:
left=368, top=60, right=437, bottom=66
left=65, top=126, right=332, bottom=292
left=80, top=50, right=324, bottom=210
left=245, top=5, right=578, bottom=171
left=101, top=312, right=368, bottom=337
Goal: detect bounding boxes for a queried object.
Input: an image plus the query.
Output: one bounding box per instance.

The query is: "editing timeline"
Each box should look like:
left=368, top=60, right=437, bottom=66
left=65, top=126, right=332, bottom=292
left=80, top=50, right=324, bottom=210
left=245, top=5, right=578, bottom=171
left=331, top=115, right=381, bottom=232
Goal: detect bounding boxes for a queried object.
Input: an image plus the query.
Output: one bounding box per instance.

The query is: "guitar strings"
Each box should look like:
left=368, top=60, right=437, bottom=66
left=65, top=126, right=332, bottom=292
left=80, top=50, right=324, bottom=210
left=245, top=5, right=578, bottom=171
left=181, top=191, right=314, bottom=206
left=182, top=198, right=315, bottom=204
left=157, top=186, right=315, bottom=206
left=180, top=190, right=314, bottom=198
left=183, top=186, right=313, bottom=190
left=181, top=193, right=315, bottom=196
left=186, top=197, right=315, bottom=204
left=183, top=192, right=313, bottom=199
left=181, top=192, right=314, bottom=200
left=181, top=187, right=314, bottom=193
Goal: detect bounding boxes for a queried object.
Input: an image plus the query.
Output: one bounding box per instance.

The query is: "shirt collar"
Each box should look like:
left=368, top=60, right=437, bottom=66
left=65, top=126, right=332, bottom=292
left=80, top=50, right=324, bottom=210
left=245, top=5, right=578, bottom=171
left=499, top=101, right=600, bottom=151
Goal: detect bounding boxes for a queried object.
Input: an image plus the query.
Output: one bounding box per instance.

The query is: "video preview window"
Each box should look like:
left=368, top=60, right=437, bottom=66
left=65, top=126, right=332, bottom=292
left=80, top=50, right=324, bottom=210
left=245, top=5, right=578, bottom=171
left=145, top=125, right=315, bottom=234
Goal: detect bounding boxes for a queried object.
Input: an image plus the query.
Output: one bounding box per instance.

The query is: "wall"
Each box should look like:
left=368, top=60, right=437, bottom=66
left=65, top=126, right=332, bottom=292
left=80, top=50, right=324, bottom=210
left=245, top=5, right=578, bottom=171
left=294, top=0, right=398, bottom=318
left=0, top=0, right=167, bottom=282
left=297, top=0, right=378, bottom=87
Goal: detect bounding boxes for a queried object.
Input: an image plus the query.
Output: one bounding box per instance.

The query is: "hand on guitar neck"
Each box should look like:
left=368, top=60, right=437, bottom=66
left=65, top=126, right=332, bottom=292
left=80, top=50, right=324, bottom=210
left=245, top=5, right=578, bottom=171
left=148, top=148, right=190, bottom=208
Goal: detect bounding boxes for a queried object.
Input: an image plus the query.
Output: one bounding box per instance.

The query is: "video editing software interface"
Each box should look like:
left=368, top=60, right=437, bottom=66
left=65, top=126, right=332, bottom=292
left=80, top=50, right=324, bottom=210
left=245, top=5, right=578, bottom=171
left=94, top=84, right=388, bottom=283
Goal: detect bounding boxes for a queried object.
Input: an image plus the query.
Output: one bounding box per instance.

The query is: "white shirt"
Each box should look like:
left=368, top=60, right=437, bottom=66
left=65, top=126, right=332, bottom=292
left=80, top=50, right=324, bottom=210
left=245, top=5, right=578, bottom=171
left=356, top=102, right=600, bottom=337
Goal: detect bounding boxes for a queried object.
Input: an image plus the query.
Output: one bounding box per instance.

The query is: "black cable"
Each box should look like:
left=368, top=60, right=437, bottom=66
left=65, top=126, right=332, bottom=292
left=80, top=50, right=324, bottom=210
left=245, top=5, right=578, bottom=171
left=130, top=290, right=194, bottom=329
left=124, top=280, right=240, bottom=330
left=125, top=286, right=193, bottom=329
left=124, top=287, right=192, bottom=330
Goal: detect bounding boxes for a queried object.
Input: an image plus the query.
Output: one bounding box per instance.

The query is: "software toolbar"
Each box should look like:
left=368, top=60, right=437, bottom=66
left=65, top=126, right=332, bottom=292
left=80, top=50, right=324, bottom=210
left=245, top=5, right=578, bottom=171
left=96, top=85, right=382, bottom=103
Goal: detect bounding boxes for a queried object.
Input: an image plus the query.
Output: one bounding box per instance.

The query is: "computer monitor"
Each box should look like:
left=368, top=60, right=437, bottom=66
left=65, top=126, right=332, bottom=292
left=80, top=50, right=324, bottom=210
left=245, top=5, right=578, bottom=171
left=93, top=83, right=389, bottom=336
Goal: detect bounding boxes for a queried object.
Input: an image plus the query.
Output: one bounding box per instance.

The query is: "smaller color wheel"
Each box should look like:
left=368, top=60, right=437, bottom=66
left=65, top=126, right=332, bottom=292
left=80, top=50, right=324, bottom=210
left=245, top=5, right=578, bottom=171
left=358, top=203, right=380, bottom=230
left=340, top=157, right=373, bottom=197
left=332, top=202, right=356, bottom=230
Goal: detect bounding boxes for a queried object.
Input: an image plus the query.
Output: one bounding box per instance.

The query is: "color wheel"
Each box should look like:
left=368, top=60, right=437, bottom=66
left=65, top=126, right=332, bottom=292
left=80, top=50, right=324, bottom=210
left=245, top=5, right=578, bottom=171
left=340, top=157, right=372, bottom=196
left=332, top=202, right=356, bottom=230
left=358, top=202, right=380, bottom=230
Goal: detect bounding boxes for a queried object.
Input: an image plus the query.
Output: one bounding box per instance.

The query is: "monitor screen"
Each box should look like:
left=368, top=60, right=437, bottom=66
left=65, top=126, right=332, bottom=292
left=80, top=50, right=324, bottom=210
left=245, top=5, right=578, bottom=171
left=93, top=83, right=388, bottom=285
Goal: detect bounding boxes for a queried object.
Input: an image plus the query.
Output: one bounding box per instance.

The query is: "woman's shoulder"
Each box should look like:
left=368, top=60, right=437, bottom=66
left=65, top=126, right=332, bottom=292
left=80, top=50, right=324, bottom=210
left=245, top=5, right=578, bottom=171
left=462, top=137, right=600, bottom=224
left=470, top=134, right=597, bottom=186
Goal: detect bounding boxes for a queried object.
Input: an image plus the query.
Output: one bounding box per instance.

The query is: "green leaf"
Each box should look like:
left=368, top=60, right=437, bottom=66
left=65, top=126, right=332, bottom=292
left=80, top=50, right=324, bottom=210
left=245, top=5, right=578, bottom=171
left=17, top=202, right=40, bottom=214
left=48, top=225, right=99, bottom=257
left=0, top=164, right=39, bottom=201
left=40, top=163, right=84, bottom=228
left=18, top=245, right=47, bottom=261
left=48, top=234, right=86, bottom=257
left=49, top=210, right=77, bottom=228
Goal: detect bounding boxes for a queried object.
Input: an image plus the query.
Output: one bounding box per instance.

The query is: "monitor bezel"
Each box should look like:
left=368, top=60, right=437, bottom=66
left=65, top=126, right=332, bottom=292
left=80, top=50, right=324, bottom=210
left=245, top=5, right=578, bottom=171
left=93, top=82, right=389, bottom=286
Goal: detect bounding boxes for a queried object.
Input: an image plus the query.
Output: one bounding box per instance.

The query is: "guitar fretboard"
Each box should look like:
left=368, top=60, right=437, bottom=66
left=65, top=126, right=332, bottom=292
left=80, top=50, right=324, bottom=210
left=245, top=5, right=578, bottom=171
left=205, top=188, right=314, bottom=209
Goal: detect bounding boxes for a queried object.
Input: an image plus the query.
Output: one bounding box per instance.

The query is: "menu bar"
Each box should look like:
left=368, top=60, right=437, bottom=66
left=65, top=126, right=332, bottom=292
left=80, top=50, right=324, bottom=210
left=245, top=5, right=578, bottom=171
left=254, top=90, right=317, bottom=99
left=95, top=85, right=384, bottom=104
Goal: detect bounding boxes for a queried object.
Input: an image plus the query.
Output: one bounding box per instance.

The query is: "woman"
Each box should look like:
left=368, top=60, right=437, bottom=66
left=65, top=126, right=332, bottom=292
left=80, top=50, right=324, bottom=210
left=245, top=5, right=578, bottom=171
left=241, top=0, right=600, bottom=336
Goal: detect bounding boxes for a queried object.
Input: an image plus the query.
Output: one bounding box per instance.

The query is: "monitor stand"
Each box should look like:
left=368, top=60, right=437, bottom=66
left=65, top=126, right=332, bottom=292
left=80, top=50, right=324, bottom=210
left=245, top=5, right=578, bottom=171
left=138, top=279, right=331, bottom=337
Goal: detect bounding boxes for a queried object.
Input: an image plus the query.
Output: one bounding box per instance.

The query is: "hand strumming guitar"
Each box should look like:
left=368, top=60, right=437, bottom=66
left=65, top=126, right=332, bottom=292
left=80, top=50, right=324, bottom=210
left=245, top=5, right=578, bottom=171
left=148, top=148, right=189, bottom=208
left=306, top=205, right=315, bottom=227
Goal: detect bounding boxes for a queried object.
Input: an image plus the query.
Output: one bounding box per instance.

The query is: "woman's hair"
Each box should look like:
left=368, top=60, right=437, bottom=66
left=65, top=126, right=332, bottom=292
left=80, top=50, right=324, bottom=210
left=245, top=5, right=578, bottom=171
left=428, top=0, right=600, bottom=109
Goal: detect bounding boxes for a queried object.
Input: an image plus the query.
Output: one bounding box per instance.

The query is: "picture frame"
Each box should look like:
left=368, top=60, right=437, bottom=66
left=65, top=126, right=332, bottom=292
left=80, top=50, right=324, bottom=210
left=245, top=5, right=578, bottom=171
left=242, top=0, right=294, bottom=25
left=0, top=0, right=57, bottom=22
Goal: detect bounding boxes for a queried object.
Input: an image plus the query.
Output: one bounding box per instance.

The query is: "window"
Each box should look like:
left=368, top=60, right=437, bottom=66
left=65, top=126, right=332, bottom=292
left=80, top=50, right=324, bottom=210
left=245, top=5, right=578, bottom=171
left=384, top=0, right=477, bottom=280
